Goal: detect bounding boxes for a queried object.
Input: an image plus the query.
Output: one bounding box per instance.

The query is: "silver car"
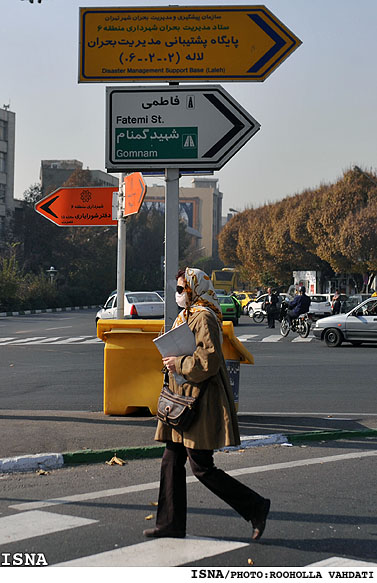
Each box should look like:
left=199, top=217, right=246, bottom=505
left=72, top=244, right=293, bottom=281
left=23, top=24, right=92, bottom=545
left=313, top=297, right=377, bottom=347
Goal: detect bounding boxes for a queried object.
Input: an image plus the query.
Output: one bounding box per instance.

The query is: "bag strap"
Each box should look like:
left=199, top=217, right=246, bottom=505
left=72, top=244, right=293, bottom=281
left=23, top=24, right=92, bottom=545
left=164, top=370, right=212, bottom=398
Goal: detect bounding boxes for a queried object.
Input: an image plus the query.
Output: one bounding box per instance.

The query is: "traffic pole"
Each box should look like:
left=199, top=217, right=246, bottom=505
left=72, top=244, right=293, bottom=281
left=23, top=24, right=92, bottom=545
left=116, top=174, right=126, bottom=319
left=164, top=168, right=180, bottom=331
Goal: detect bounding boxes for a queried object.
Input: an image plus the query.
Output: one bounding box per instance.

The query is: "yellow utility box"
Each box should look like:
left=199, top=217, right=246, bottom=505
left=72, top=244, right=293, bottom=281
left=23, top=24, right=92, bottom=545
left=97, top=319, right=254, bottom=416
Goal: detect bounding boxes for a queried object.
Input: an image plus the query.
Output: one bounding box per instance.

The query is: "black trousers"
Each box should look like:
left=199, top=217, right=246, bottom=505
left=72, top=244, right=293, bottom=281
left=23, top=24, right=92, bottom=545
left=155, top=440, right=266, bottom=534
left=267, top=309, right=276, bottom=328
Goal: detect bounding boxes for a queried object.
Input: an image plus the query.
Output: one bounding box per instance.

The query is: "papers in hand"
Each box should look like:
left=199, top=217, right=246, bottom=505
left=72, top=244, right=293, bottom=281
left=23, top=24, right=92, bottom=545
left=153, top=322, right=196, bottom=385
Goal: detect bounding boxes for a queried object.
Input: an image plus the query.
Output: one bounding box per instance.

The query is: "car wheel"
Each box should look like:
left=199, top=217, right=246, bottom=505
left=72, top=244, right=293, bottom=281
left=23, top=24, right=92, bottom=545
left=324, top=328, right=343, bottom=347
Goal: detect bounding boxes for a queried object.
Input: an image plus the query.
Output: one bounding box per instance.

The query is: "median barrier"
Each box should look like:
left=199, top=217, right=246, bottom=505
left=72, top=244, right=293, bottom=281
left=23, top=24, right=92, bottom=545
left=97, top=319, right=254, bottom=416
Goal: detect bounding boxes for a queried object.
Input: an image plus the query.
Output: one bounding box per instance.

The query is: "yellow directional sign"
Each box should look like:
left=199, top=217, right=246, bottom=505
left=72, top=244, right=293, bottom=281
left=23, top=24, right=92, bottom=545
left=79, top=5, right=302, bottom=83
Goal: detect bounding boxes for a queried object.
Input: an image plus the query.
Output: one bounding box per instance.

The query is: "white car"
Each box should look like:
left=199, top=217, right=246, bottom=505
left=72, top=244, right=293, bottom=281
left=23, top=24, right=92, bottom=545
left=308, top=294, right=332, bottom=318
left=247, top=293, right=291, bottom=317
left=96, top=291, right=164, bottom=323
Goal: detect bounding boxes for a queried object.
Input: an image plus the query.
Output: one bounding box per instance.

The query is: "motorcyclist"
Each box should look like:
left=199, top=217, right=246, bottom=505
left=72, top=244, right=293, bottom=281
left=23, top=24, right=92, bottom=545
left=287, top=286, right=311, bottom=327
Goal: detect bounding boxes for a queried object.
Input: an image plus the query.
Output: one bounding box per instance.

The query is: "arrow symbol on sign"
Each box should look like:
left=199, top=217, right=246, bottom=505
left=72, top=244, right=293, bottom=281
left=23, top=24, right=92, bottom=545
left=40, top=195, right=59, bottom=219
left=202, top=94, right=249, bottom=158
left=247, top=14, right=286, bottom=73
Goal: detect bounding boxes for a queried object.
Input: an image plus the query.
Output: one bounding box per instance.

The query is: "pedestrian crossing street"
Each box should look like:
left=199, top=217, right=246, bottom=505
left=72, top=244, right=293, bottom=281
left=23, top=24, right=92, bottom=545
left=0, top=334, right=315, bottom=346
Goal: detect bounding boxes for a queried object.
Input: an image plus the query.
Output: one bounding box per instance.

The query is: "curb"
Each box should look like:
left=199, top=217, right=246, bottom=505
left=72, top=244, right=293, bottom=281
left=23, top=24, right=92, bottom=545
left=0, top=305, right=98, bottom=318
left=1, top=428, right=376, bottom=474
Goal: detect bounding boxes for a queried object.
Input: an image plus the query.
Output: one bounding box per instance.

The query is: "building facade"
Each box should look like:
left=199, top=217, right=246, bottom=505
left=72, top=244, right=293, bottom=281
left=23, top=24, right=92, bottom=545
left=0, top=107, right=16, bottom=245
left=40, top=160, right=119, bottom=195
left=145, top=177, right=223, bottom=258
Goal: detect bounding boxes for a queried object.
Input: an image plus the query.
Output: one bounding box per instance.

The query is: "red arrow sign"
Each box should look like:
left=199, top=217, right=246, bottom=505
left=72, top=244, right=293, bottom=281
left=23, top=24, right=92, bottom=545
left=123, top=172, right=147, bottom=217
left=35, top=187, right=118, bottom=226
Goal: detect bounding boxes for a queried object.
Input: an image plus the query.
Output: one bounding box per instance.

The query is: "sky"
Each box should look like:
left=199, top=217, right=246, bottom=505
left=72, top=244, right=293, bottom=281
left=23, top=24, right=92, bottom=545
left=2, top=0, right=377, bottom=214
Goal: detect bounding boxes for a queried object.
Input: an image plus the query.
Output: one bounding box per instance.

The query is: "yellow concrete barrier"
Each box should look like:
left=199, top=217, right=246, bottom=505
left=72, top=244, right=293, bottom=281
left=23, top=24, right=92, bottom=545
left=97, top=319, right=254, bottom=416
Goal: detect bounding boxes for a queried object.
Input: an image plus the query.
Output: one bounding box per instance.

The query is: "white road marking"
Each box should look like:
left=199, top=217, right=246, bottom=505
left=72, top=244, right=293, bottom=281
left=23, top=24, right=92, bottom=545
left=46, top=336, right=94, bottom=344
left=0, top=337, right=15, bottom=343
left=54, top=536, right=249, bottom=567
left=292, top=336, right=314, bottom=342
left=45, top=326, right=73, bottom=330
left=5, top=337, right=47, bottom=344
left=261, top=335, right=282, bottom=342
left=10, top=450, right=377, bottom=512
left=307, top=557, right=377, bottom=567
left=237, top=334, right=259, bottom=342
left=0, top=510, right=97, bottom=545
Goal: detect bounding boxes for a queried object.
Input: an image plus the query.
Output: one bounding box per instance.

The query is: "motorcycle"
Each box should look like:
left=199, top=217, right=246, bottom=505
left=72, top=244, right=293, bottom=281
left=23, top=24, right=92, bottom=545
left=279, top=300, right=311, bottom=338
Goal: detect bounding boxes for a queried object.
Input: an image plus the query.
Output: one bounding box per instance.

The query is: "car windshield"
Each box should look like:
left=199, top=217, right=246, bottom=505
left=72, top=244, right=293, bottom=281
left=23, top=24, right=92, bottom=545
left=126, top=293, right=163, bottom=303
left=104, top=295, right=116, bottom=309
left=219, top=296, right=234, bottom=305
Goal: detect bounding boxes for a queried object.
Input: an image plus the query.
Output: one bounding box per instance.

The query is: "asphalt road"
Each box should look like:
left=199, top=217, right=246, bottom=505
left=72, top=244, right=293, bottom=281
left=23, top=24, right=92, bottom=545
left=1, top=310, right=376, bottom=569
left=0, top=311, right=376, bottom=415
left=1, top=439, right=376, bottom=568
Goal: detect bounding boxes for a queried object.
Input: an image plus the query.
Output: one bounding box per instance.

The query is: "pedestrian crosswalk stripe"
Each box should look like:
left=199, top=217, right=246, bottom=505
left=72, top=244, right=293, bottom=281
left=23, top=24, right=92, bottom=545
left=6, top=336, right=47, bottom=344
left=0, top=334, right=316, bottom=346
left=307, top=557, right=377, bottom=567
left=0, top=510, right=97, bottom=545
left=54, top=536, right=249, bottom=567
left=237, top=335, right=259, bottom=342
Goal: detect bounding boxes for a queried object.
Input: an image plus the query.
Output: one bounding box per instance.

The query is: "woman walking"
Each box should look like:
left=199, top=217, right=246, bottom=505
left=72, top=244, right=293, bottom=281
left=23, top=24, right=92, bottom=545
left=144, top=267, right=270, bottom=541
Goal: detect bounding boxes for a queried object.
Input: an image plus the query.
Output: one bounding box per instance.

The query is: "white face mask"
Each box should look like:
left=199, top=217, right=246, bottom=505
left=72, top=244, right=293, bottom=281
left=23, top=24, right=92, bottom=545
left=175, top=291, right=188, bottom=308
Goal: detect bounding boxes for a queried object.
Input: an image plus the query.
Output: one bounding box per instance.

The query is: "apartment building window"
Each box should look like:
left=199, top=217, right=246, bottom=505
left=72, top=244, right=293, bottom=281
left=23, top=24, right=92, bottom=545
left=0, top=120, right=7, bottom=141
left=0, top=152, right=6, bottom=173
left=0, top=184, right=5, bottom=202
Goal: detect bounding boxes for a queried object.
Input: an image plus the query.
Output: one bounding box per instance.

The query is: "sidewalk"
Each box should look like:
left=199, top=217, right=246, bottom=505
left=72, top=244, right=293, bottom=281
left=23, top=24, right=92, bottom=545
left=1, top=409, right=376, bottom=473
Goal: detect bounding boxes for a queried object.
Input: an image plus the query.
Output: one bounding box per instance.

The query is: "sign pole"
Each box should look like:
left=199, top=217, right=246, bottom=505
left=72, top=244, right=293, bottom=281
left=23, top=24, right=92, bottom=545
left=116, top=173, right=126, bottom=319
left=164, top=167, right=180, bottom=331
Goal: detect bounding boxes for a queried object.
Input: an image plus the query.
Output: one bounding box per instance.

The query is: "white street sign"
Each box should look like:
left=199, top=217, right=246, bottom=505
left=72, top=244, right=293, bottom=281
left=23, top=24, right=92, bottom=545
left=106, top=85, right=260, bottom=171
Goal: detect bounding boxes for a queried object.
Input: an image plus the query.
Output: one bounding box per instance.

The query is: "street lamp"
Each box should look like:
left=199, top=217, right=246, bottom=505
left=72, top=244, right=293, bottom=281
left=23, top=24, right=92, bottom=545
left=229, top=208, right=239, bottom=213
left=46, top=266, right=57, bottom=284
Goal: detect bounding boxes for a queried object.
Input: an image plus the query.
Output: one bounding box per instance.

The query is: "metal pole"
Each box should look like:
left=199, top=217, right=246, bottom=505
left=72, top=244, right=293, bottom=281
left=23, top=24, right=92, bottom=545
left=116, top=173, right=126, bottom=319
left=164, top=167, right=180, bottom=331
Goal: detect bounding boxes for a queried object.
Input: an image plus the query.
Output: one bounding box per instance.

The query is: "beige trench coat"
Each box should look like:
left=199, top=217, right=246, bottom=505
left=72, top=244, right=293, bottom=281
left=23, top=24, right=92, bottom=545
left=154, top=309, right=241, bottom=450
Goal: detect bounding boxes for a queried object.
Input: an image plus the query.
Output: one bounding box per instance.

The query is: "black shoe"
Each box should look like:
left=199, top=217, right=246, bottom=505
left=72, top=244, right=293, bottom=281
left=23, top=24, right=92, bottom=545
left=251, top=498, right=271, bottom=541
left=143, top=527, right=186, bottom=539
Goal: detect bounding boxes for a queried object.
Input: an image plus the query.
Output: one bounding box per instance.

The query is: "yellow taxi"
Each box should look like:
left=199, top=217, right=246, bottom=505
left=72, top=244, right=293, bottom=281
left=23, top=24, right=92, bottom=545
left=232, top=291, right=256, bottom=314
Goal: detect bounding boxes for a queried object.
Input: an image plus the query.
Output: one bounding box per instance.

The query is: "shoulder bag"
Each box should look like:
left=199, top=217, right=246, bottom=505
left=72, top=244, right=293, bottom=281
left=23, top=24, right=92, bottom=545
left=157, top=372, right=209, bottom=432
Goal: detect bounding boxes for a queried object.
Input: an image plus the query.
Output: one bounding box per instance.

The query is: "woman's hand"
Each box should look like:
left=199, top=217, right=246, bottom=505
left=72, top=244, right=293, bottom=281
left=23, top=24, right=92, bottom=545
left=162, top=356, right=177, bottom=374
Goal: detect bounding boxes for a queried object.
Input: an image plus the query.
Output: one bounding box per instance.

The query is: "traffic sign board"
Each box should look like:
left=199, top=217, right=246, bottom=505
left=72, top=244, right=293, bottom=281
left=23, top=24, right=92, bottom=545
left=124, top=172, right=147, bottom=216
left=106, top=85, right=260, bottom=171
left=79, top=6, right=301, bottom=83
left=35, top=187, right=118, bottom=226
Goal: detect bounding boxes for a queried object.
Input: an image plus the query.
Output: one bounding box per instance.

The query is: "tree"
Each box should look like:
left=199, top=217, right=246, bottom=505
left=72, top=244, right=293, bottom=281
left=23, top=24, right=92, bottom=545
left=218, top=167, right=377, bottom=289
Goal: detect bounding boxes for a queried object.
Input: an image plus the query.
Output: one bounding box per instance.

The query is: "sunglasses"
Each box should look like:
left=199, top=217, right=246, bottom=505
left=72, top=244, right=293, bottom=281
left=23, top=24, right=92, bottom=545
left=176, top=285, right=185, bottom=294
